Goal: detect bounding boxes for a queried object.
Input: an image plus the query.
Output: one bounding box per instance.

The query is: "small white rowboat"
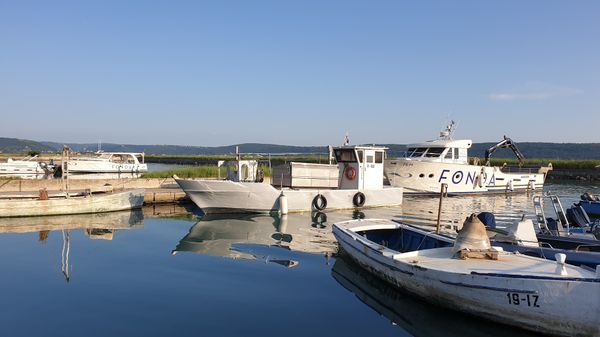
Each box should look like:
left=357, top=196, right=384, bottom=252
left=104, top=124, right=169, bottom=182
left=333, top=217, right=600, bottom=336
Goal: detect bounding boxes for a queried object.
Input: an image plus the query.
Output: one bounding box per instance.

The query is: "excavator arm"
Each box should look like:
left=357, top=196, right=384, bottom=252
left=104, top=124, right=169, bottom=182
left=484, top=136, right=525, bottom=167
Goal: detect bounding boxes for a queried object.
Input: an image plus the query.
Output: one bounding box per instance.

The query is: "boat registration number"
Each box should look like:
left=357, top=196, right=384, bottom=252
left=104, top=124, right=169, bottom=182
left=506, top=292, right=539, bottom=307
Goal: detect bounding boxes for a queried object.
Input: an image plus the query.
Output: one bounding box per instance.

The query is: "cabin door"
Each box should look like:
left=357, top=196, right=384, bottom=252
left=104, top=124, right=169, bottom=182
left=362, top=149, right=384, bottom=190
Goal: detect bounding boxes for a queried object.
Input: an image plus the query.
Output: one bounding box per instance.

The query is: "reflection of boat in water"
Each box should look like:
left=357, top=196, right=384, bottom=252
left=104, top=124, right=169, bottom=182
left=172, top=213, right=338, bottom=261
left=0, top=210, right=144, bottom=282
left=0, top=209, right=144, bottom=238
left=331, top=257, right=538, bottom=337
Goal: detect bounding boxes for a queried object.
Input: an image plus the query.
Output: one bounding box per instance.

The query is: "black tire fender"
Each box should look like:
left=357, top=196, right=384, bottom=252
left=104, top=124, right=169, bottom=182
left=353, top=192, right=366, bottom=207
left=312, top=194, right=327, bottom=211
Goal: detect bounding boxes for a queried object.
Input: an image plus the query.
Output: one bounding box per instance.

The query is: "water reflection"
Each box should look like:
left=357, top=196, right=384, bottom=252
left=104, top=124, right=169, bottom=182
left=172, top=213, right=343, bottom=265
left=331, top=256, right=542, bottom=337
left=0, top=210, right=144, bottom=282
left=0, top=209, right=144, bottom=236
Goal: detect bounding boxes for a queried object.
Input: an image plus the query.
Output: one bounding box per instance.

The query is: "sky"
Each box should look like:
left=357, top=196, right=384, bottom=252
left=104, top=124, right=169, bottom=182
left=0, top=1, right=599, bottom=146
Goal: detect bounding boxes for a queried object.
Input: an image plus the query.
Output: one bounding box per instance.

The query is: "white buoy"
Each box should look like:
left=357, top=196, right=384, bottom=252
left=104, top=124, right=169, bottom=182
left=508, top=180, right=514, bottom=191
left=555, top=253, right=568, bottom=276
left=279, top=193, right=288, bottom=215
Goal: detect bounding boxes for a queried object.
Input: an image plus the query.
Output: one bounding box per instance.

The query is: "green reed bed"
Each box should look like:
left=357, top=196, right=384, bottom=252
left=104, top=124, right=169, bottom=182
left=480, top=158, right=600, bottom=170
left=142, top=165, right=272, bottom=179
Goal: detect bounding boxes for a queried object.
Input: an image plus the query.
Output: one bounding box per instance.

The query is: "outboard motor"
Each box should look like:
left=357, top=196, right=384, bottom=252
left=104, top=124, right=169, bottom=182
left=452, top=213, right=491, bottom=254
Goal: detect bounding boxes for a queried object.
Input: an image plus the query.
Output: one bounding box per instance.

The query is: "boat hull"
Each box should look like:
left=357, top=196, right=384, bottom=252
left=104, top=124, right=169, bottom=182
left=333, top=221, right=600, bottom=337
left=175, top=178, right=403, bottom=214
left=580, top=200, right=600, bottom=216
left=67, top=160, right=148, bottom=173
left=385, top=159, right=548, bottom=195
left=0, top=189, right=145, bottom=217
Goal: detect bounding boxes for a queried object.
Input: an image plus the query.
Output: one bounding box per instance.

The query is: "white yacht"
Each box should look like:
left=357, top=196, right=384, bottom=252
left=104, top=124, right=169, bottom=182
left=175, top=144, right=403, bottom=214
left=66, top=152, right=148, bottom=173
left=384, top=122, right=552, bottom=195
left=0, top=156, right=55, bottom=179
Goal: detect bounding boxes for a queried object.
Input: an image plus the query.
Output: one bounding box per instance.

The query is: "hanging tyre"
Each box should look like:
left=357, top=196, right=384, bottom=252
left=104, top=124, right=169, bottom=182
left=352, top=192, right=366, bottom=207
left=312, top=194, right=327, bottom=211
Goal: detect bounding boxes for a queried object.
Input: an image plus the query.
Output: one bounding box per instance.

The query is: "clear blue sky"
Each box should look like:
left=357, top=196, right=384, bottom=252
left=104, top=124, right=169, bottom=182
left=1, top=1, right=598, bottom=146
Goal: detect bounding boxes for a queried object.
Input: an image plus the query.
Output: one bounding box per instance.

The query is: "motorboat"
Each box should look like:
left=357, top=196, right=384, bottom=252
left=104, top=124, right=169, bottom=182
left=578, top=192, right=600, bottom=216
left=333, top=215, right=600, bottom=336
left=63, top=152, right=147, bottom=173
left=384, top=122, right=552, bottom=195
left=175, top=144, right=403, bottom=214
left=0, top=156, right=55, bottom=179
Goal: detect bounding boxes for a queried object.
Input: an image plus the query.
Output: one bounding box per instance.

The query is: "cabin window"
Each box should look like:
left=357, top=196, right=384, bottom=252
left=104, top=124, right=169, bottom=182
left=408, top=148, right=427, bottom=158
left=375, top=152, right=383, bottom=163
left=366, top=155, right=374, bottom=163
left=458, top=148, right=468, bottom=159
left=424, top=148, right=445, bottom=158
left=334, top=149, right=357, bottom=163
left=356, top=150, right=363, bottom=163
left=445, top=148, right=453, bottom=159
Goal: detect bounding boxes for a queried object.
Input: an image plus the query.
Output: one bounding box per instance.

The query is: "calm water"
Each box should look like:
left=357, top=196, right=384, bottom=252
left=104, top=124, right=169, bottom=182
left=1, top=181, right=599, bottom=337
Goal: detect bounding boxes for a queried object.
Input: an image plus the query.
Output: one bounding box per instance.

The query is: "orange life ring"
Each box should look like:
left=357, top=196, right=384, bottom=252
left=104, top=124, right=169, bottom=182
left=345, top=165, right=357, bottom=180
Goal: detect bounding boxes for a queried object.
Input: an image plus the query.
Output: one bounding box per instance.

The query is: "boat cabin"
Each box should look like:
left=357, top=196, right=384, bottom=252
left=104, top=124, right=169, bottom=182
left=218, top=160, right=261, bottom=182
left=333, top=145, right=386, bottom=190
left=94, top=152, right=145, bottom=164
left=405, top=139, right=472, bottom=164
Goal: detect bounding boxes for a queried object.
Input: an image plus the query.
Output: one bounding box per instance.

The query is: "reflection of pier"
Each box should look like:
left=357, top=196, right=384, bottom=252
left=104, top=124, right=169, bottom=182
left=331, top=257, right=537, bottom=337
left=172, top=213, right=339, bottom=262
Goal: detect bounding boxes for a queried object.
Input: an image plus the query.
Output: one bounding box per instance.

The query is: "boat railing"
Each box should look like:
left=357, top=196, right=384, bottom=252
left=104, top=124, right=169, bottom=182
left=500, top=165, right=543, bottom=174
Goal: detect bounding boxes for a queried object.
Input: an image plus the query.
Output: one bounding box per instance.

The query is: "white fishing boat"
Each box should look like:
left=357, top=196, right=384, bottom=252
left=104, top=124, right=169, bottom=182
left=65, top=152, right=147, bottom=173
left=175, top=144, right=403, bottom=214
left=0, top=156, right=55, bottom=179
left=333, top=215, right=600, bottom=336
left=0, top=189, right=145, bottom=217
left=384, top=122, right=552, bottom=195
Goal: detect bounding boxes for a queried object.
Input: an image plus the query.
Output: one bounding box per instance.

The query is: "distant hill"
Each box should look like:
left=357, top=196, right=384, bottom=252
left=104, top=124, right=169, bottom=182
left=0, top=137, right=54, bottom=153
left=0, top=137, right=598, bottom=159
left=40, top=141, right=328, bottom=156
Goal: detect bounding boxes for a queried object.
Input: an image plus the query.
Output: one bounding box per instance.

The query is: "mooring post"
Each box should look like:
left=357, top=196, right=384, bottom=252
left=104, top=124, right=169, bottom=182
left=436, top=183, right=448, bottom=234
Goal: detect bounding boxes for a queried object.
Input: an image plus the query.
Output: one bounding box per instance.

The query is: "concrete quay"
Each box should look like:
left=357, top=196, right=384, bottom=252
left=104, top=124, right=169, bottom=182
left=0, top=178, right=189, bottom=205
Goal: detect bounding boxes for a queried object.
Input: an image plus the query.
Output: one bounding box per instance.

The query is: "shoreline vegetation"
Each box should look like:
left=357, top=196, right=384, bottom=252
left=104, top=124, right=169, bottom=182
left=1, top=153, right=599, bottom=180
left=141, top=156, right=600, bottom=179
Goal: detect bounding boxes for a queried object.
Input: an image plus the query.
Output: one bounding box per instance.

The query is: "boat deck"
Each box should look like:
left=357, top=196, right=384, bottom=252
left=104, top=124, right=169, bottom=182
left=395, top=247, right=597, bottom=279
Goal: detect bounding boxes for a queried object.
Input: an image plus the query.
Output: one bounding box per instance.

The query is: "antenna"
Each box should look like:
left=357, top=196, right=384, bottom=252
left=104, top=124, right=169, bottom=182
left=343, top=132, right=350, bottom=146
left=439, top=120, right=457, bottom=140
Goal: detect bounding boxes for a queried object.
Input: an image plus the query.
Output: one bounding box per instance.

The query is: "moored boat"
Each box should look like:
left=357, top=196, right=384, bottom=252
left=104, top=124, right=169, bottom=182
left=579, top=192, right=600, bottom=216
left=0, top=189, right=145, bottom=217
left=384, top=122, right=552, bottom=195
left=333, top=215, right=600, bottom=336
left=175, top=144, right=403, bottom=214
left=63, top=152, right=147, bottom=173
left=0, top=156, right=55, bottom=179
